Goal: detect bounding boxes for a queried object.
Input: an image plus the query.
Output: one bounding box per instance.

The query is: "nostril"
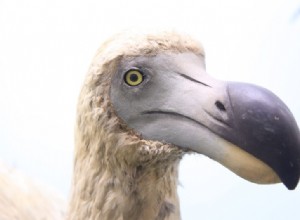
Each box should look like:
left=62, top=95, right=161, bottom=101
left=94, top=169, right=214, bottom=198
left=215, top=100, right=226, bottom=112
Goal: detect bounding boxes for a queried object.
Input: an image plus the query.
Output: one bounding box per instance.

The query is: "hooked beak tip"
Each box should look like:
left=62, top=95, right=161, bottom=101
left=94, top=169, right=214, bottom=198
left=226, top=82, right=300, bottom=189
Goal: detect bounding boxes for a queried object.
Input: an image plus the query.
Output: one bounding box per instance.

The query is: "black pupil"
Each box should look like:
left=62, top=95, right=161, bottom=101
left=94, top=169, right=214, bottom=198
left=130, top=73, right=139, bottom=82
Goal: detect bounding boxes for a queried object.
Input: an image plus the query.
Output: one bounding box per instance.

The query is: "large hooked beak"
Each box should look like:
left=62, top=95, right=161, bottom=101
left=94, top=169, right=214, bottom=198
left=213, top=82, right=300, bottom=189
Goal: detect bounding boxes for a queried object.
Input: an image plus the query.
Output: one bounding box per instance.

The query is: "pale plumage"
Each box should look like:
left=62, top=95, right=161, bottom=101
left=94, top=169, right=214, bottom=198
left=68, top=31, right=200, bottom=220
left=1, top=30, right=299, bottom=220
left=67, top=30, right=300, bottom=219
left=0, top=163, right=65, bottom=220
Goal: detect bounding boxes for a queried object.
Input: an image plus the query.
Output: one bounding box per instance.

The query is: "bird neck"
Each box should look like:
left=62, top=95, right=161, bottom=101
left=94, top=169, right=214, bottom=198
left=67, top=142, right=182, bottom=220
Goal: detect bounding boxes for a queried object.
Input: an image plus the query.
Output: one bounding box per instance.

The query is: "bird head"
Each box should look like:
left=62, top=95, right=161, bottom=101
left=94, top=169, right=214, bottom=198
left=76, top=30, right=300, bottom=190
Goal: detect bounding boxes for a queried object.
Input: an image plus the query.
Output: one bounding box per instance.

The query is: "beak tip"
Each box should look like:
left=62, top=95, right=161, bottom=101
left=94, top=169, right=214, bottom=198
left=282, top=159, right=300, bottom=190
left=286, top=181, right=299, bottom=190
left=227, top=82, right=300, bottom=189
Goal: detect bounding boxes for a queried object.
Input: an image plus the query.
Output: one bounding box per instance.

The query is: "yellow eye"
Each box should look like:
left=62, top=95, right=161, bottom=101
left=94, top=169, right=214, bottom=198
left=124, top=69, right=144, bottom=86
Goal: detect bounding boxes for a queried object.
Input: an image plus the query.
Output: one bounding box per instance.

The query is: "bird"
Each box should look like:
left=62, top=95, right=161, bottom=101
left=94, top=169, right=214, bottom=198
left=1, top=30, right=300, bottom=220
left=66, top=30, right=300, bottom=220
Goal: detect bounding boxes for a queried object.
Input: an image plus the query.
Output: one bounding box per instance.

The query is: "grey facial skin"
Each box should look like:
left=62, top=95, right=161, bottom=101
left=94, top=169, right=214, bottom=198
left=110, top=52, right=300, bottom=190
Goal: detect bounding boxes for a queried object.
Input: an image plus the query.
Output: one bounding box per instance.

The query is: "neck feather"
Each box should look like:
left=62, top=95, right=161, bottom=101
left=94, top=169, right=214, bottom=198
left=67, top=133, right=182, bottom=220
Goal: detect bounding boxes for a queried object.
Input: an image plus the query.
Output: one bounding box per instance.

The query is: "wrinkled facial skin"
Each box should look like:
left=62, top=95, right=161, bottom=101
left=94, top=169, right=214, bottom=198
left=110, top=52, right=300, bottom=190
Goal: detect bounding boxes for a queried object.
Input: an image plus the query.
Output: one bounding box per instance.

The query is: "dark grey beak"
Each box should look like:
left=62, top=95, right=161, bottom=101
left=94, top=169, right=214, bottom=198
left=223, top=82, right=300, bottom=189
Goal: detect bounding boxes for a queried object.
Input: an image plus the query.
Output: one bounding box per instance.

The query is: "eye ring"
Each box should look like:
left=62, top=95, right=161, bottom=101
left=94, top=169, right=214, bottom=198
left=124, top=69, right=144, bottom=86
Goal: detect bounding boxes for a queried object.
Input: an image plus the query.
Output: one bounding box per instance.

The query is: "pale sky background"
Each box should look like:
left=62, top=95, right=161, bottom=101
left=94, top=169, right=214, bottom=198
left=0, top=0, right=300, bottom=219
